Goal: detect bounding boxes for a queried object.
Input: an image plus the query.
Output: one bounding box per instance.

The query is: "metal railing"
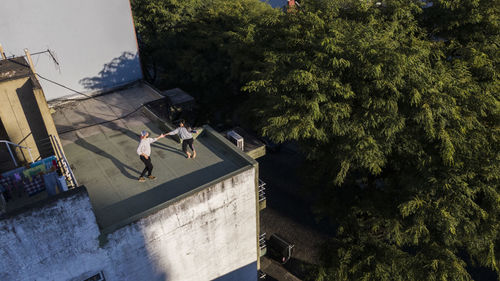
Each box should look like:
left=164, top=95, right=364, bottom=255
left=0, top=140, right=34, bottom=167
left=49, top=135, right=78, bottom=188
left=259, top=232, right=267, bottom=257
left=259, top=232, right=267, bottom=250
left=258, top=179, right=266, bottom=202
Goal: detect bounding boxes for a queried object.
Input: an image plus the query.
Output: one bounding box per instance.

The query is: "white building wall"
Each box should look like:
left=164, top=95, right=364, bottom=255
left=0, top=0, right=142, bottom=100
left=0, top=190, right=108, bottom=281
left=0, top=168, right=257, bottom=281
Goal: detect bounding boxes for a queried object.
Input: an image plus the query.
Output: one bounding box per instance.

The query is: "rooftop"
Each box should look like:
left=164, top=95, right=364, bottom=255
left=0, top=57, right=31, bottom=82
left=0, top=57, right=41, bottom=90
left=52, top=83, right=255, bottom=232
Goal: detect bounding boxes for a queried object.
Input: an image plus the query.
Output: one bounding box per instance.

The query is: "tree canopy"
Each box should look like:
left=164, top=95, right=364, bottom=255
left=131, top=0, right=499, bottom=280
left=131, top=0, right=279, bottom=124
left=244, top=0, right=499, bottom=280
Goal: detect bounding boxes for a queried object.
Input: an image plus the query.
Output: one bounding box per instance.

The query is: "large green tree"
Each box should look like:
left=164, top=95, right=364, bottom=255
left=131, top=0, right=279, bottom=124
left=244, top=0, right=499, bottom=280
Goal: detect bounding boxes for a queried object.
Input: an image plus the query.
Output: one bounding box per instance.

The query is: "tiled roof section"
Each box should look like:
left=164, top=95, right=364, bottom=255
left=0, top=57, right=32, bottom=83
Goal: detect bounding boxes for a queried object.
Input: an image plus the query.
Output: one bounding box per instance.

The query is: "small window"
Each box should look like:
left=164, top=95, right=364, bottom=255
left=83, top=271, right=105, bottom=281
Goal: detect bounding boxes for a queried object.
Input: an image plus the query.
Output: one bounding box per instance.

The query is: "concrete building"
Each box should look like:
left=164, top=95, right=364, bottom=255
left=0, top=80, right=263, bottom=280
left=0, top=0, right=142, bottom=100
left=0, top=1, right=265, bottom=278
left=0, top=57, right=64, bottom=171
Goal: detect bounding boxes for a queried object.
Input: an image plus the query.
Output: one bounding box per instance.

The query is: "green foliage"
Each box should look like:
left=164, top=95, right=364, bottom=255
left=243, top=0, right=500, bottom=280
left=132, top=0, right=499, bottom=279
left=131, top=0, right=279, bottom=124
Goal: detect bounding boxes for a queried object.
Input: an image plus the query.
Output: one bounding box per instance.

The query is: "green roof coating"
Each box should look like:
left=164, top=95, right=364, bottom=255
left=53, top=84, right=256, bottom=232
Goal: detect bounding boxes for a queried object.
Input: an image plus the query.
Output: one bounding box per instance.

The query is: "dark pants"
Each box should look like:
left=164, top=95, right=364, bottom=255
left=140, top=155, right=153, bottom=177
left=182, top=138, right=195, bottom=153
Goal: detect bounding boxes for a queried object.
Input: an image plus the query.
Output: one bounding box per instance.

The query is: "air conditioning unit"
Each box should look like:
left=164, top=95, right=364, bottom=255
left=227, top=130, right=244, bottom=151
left=268, top=234, right=294, bottom=264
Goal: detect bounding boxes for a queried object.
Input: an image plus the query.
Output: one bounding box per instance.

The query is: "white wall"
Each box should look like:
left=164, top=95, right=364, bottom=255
left=0, top=0, right=142, bottom=100
left=0, top=168, right=257, bottom=281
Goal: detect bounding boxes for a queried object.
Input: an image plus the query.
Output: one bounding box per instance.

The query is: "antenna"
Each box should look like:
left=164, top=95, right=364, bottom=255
left=24, top=49, right=38, bottom=78
left=47, top=49, right=61, bottom=72
left=0, top=43, right=6, bottom=59
left=22, top=48, right=61, bottom=72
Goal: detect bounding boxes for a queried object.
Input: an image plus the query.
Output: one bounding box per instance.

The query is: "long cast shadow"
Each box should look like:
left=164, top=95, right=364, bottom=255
left=69, top=108, right=187, bottom=158
left=74, top=137, right=140, bottom=180
left=106, top=123, right=186, bottom=158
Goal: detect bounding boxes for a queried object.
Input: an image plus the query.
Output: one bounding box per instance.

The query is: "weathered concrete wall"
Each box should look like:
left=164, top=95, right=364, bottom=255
left=0, top=77, right=41, bottom=161
left=32, top=87, right=61, bottom=158
left=0, top=189, right=107, bottom=281
left=0, top=168, right=257, bottom=281
left=0, top=0, right=142, bottom=100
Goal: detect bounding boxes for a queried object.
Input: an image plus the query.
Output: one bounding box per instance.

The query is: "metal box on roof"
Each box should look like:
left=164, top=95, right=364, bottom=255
left=227, top=130, right=244, bottom=151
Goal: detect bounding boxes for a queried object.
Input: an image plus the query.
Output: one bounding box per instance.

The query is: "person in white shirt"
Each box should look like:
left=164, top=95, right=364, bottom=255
left=137, top=130, right=165, bottom=182
left=165, top=120, right=197, bottom=159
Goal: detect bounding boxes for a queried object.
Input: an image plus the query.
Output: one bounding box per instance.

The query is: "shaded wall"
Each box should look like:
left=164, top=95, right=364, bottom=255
left=16, top=79, right=52, bottom=158
left=0, top=77, right=41, bottom=161
left=0, top=76, right=60, bottom=162
left=0, top=168, right=257, bottom=281
left=0, top=0, right=142, bottom=100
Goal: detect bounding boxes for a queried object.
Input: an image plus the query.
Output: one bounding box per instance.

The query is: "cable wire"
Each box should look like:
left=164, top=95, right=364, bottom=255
left=58, top=106, right=144, bottom=134
left=35, top=73, right=146, bottom=134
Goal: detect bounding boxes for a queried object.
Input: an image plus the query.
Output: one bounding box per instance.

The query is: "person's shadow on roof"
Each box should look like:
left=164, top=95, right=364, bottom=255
left=104, top=124, right=186, bottom=158
left=74, top=136, right=140, bottom=180
left=70, top=109, right=186, bottom=158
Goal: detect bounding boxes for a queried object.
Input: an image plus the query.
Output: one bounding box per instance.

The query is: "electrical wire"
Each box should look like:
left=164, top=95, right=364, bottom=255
left=36, top=73, right=126, bottom=107
left=35, top=73, right=146, bottom=134
left=58, top=106, right=144, bottom=134
left=34, top=52, right=40, bottom=67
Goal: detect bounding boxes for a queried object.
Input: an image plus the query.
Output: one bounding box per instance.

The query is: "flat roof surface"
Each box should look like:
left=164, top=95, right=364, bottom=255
left=52, top=83, right=252, bottom=230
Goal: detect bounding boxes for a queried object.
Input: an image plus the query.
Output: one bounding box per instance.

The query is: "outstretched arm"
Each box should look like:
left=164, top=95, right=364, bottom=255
left=155, top=134, right=165, bottom=140
left=150, top=134, right=165, bottom=144
left=165, top=128, right=180, bottom=136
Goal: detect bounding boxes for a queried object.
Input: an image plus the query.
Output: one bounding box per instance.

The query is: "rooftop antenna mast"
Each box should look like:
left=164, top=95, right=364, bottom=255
left=0, top=43, right=6, bottom=60
left=47, top=49, right=60, bottom=72
left=24, top=49, right=37, bottom=76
